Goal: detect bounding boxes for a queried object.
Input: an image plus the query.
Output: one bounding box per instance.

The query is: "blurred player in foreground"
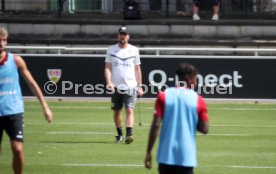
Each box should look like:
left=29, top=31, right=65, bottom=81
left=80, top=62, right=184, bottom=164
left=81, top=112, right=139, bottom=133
left=145, top=63, right=209, bottom=174
left=0, top=27, right=53, bottom=174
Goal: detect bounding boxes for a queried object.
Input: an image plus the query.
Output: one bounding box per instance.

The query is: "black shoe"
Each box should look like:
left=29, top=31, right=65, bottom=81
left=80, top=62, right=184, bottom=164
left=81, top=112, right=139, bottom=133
left=125, top=136, right=134, bottom=144
left=115, top=136, right=123, bottom=143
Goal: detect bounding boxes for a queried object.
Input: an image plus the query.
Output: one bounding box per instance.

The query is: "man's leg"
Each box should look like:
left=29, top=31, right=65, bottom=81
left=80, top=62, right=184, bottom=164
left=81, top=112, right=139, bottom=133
left=192, top=2, right=199, bottom=14
left=124, top=91, right=136, bottom=144
left=213, top=4, right=220, bottom=14
left=114, top=110, right=123, bottom=128
left=114, top=109, right=123, bottom=137
left=125, top=108, right=134, bottom=134
left=192, top=0, right=200, bottom=20
left=212, top=0, right=220, bottom=20
left=111, top=90, right=124, bottom=142
left=125, top=108, right=134, bottom=144
left=5, top=114, right=24, bottom=174
left=11, top=140, right=24, bottom=174
left=125, top=108, right=134, bottom=128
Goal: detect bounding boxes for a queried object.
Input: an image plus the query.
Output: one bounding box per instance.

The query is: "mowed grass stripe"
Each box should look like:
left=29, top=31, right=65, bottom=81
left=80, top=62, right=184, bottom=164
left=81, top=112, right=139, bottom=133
left=61, top=164, right=276, bottom=169
left=43, top=131, right=252, bottom=137
left=62, top=163, right=144, bottom=167
left=25, top=105, right=276, bottom=111
left=228, top=165, right=276, bottom=169
left=46, top=132, right=114, bottom=135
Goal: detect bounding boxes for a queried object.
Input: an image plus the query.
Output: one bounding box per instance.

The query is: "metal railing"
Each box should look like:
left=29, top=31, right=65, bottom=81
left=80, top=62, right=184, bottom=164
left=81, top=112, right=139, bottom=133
left=6, top=46, right=276, bottom=59
left=1, top=0, right=276, bottom=18
left=0, top=0, right=102, bottom=12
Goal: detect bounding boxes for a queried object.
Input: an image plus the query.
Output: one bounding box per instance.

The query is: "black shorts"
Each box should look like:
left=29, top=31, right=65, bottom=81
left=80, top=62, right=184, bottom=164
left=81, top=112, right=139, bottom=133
left=193, top=0, right=220, bottom=6
left=0, top=114, right=24, bottom=143
left=111, top=88, right=136, bottom=110
left=159, top=163, right=194, bottom=174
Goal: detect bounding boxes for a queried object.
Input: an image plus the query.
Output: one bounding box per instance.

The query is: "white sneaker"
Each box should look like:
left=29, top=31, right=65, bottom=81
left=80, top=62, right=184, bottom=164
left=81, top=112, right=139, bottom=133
left=192, top=13, right=200, bottom=21
left=211, top=14, right=219, bottom=21
left=115, top=136, right=123, bottom=143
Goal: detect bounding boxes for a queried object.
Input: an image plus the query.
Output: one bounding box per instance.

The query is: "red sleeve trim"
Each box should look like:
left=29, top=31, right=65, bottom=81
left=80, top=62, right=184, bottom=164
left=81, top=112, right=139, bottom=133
left=154, top=92, right=165, bottom=118
left=0, top=52, right=8, bottom=66
left=197, top=95, right=209, bottom=121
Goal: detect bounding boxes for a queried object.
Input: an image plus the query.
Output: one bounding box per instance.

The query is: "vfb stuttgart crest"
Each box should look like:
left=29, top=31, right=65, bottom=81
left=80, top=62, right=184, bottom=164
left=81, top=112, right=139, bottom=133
left=47, top=69, right=62, bottom=84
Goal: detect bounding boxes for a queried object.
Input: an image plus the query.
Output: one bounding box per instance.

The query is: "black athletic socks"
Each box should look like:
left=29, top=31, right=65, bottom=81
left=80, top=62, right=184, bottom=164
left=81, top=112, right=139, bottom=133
left=126, top=127, right=133, bottom=136
left=116, top=127, right=133, bottom=137
left=116, top=127, right=123, bottom=136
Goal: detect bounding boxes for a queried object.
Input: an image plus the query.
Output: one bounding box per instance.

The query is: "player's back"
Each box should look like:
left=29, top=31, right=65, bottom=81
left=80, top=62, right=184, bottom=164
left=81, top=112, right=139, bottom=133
left=157, top=87, right=199, bottom=167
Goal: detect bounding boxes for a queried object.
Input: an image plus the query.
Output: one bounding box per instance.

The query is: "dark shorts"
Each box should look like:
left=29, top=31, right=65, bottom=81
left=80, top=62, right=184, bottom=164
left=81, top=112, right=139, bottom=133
left=111, top=88, right=136, bottom=110
left=159, top=163, right=194, bottom=174
left=193, top=0, right=220, bottom=6
left=0, top=114, right=24, bottom=143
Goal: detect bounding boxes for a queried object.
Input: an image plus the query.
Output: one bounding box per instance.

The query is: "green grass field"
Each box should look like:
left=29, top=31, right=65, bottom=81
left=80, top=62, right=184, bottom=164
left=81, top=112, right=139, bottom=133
left=1, top=100, right=276, bottom=174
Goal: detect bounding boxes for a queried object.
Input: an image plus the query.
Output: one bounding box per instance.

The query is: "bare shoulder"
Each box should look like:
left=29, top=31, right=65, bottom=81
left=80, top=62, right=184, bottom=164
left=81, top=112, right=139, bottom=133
left=13, top=54, right=26, bottom=68
left=14, top=54, right=23, bottom=62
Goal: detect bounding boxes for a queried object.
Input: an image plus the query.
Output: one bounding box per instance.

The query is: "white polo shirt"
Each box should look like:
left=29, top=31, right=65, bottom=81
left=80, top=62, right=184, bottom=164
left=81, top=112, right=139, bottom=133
left=105, top=44, right=141, bottom=90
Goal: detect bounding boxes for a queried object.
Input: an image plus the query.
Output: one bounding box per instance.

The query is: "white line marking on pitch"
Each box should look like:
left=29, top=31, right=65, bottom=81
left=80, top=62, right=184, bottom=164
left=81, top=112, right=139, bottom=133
left=26, top=106, right=110, bottom=109
left=25, top=105, right=276, bottom=111
left=62, top=164, right=276, bottom=169
left=46, top=132, right=249, bottom=137
left=47, top=132, right=113, bottom=135
left=26, top=122, right=276, bottom=128
left=27, top=122, right=115, bottom=125
left=197, top=134, right=251, bottom=136
left=209, top=107, right=276, bottom=111
left=62, top=164, right=143, bottom=167
left=228, top=165, right=276, bottom=169
left=212, top=124, right=276, bottom=128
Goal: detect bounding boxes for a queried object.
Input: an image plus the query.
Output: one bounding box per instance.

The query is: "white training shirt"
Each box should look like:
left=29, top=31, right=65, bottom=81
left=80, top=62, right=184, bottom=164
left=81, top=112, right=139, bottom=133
left=105, top=43, right=141, bottom=90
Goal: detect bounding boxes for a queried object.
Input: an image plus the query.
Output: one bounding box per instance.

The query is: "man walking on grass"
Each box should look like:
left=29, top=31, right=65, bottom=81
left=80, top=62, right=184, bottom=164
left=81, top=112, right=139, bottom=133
left=105, top=26, right=143, bottom=144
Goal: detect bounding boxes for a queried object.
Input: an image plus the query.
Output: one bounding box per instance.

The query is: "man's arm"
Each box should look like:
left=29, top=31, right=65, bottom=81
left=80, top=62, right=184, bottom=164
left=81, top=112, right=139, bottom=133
left=15, top=55, right=53, bottom=123
left=104, top=62, right=115, bottom=92
left=135, top=65, right=142, bottom=85
left=135, top=65, right=143, bottom=96
left=197, top=96, right=209, bottom=134
left=144, top=116, right=162, bottom=169
left=197, top=120, right=208, bottom=134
